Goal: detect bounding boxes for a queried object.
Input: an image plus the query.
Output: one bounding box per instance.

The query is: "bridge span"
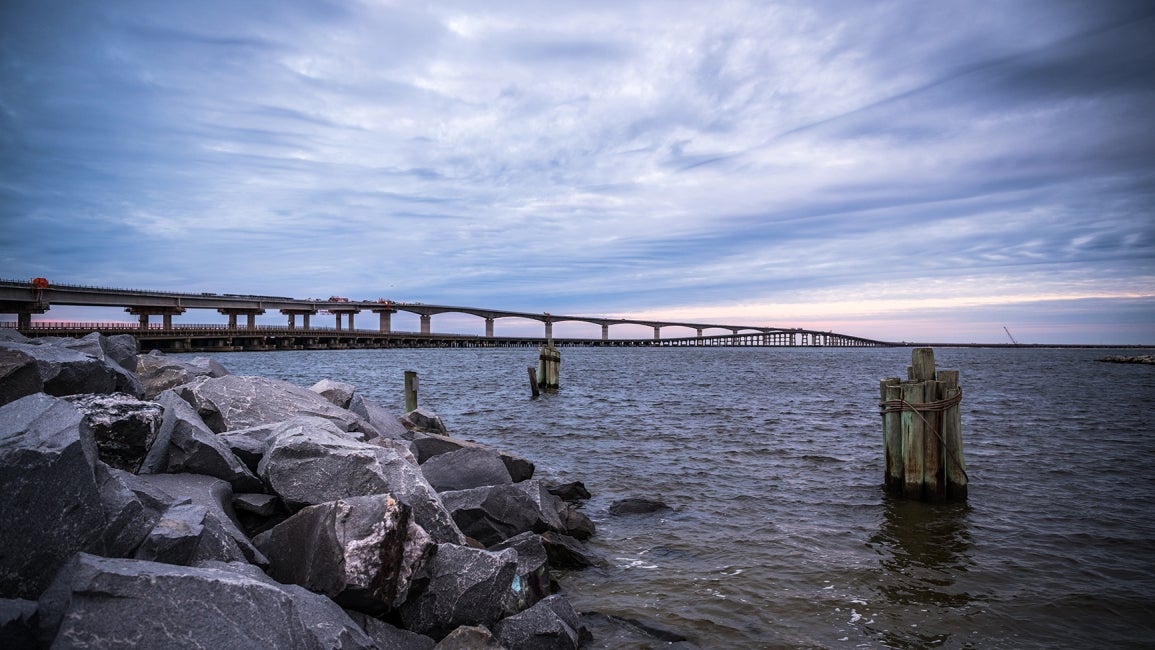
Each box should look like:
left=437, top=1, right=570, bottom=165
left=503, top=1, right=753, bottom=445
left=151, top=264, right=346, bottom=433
left=0, top=278, right=896, bottom=349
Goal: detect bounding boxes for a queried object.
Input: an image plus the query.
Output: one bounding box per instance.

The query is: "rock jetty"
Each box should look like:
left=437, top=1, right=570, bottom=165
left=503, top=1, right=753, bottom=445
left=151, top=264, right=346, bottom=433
left=0, top=330, right=690, bottom=649
left=1098, top=354, right=1155, bottom=365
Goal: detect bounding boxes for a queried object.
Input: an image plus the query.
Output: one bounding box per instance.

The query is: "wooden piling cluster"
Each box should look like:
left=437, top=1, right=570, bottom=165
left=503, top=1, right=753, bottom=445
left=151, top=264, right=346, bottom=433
left=537, top=345, right=560, bottom=390
left=879, top=348, right=967, bottom=501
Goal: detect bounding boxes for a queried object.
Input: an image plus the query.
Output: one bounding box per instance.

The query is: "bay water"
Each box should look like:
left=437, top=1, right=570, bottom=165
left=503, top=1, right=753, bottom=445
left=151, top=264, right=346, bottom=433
left=198, top=346, right=1155, bottom=648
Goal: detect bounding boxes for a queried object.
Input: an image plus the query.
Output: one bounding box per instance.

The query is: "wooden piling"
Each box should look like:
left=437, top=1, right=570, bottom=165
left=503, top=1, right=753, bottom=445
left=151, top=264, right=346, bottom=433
left=880, top=378, right=903, bottom=492
left=537, top=345, right=560, bottom=390
left=528, top=367, right=540, bottom=397
left=880, top=348, right=967, bottom=501
left=404, top=370, right=418, bottom=413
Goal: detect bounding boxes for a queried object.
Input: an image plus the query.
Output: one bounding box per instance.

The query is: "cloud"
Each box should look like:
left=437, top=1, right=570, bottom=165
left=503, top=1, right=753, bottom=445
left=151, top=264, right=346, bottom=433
left=1, top=0, right=1152, bottom=343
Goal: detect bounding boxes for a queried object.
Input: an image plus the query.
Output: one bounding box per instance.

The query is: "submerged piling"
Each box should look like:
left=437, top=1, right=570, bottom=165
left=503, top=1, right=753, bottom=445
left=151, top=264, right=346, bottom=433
left=879, top=348, right=967, bottom=501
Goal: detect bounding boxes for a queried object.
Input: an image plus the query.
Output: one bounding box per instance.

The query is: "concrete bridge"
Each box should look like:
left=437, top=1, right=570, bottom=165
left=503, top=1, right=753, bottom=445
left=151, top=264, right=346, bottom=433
left=0, top=278, right=896, bottom=349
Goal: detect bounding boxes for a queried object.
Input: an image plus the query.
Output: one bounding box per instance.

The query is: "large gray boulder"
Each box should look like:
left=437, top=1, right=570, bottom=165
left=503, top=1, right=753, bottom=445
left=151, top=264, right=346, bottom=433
left=0, top=347, right=43, bottom=406
left=141, top=390, right=262, bottom=492
left=411, top=432, right=534, bottom=482
left=345, top=611, right=436, bottom=650
left=0, top=339, right=117, bottom=396
left=134, top=502, right=255, bottom=566
left=54, top=332, right=143, bottom=397
left=136, top=350, right=229, bottom=399
left=65, top=393, right=164, bottom=473
left=310, top=378, right=356, bottom=409
left=398, top=544, right=519, bottom=640
left=494, top=594, right=588, bottom=650
left=421, top=446, right=513, bottom=492
left=37, top=554, right=322, bottom=648
left=490, top=532, right=555, bottom=615
left=132, top=472, right=266, bottom=567
left=0, top=394, right=105, bottom=599
left=174, top=374, right=377, bottom=437
left=440, top=484, right=552, bottom=547
left=259, top=417, right=464, bottom=544
left=400, top=407, right=448, bottom=435
left=96, top=463, right=165, bottom=558
left=255, top=494, right=434, bottom=613
left=436, top=625, right=504, bottom=649
left=348, top=393, right=409, bottom=439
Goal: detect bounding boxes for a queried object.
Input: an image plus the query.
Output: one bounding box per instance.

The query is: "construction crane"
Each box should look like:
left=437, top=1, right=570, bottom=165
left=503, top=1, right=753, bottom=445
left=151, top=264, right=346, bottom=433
left=1003, top=326, right=1019, bottom=346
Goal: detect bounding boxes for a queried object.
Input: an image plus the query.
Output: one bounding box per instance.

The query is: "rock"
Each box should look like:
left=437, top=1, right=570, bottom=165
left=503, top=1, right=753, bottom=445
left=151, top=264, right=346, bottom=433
left=422, top=446, right=513, bottom=492
left=0, top=394, right=105, bottom=599
left=398, top=544, right=519, bottom=640
left=141, top=390, right=262, bottom=492
left=37, top=554, right=322, bottom=648
left=134, top=502, right=255, bottom=566
left=1, top=598, right=38, bottom=649
left=490, top=532, right=555, bottom=615
left=255, top=494, right=433, bottom=613
left=401, top=407, right=449, bottom=435
left=435, top=625, right=505, bottom=649
left=175, top=374, right=377, bottom=436
left=608, top=497, right=670, bottom=516
left=311, top=378, right=356, bottom=408
left=411, top=432, right=535, bottom=482
left=1099, top=354, right=1155, bottom=364
left=259, top=417, right=464, bottom=544
left=201, top=560, right=381, bottom=650
left=349, top=393, right=409, bottom=439
left=233, top=492, right=280, bottom=517
left=558, top=504, right=596, bottom=541
left=132, top=472, right=266, bottom=567
left=546, top=481, right=591, bottom=502
left=0, top=348, right=43, bottom=407
left=494, top=594, right=588, bottom=650
left=65, top=393, right=164, bottom=473
left=136, top=350, right=230, bottom=399
left=96, top=463, right=164, bottom=558
left=346, top=611, right=436, bottom=650
left=440, top=484, right=550, bottom=547
left=56, top=332, right=144, bottom=397
left=218, top=422, right=280, bottom=471
left=540, top=532, right=599, bottom=569
left=578, top=611, right=694, bottom=647
left=0, top=339, right=117, bottom=397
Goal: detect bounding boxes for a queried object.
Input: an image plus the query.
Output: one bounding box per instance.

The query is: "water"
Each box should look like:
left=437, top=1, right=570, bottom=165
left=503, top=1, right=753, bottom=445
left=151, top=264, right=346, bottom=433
left=189, top=347, right=1155, bottom=648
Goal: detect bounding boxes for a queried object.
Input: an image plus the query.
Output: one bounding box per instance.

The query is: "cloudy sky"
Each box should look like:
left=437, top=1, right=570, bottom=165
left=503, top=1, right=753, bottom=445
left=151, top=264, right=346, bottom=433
left=2, top=1, right=1153, bottom=344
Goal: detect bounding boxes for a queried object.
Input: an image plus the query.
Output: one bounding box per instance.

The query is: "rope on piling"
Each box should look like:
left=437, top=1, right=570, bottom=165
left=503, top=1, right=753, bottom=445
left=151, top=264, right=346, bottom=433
left=877, top=387, right=968, bottom=483
left=877, top=387, right=962, bottom=414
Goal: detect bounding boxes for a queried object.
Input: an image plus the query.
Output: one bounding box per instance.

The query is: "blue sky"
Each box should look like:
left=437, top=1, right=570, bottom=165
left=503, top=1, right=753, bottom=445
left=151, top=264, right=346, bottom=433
left=2, top=0, right=1153, bottom=344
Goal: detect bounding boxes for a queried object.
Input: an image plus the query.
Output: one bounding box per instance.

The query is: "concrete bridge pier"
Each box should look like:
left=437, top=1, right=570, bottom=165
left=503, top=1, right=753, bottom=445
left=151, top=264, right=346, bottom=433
left=601, top=323, right=609, bottom=341
left=420, top=314, right=431, bottom=335
left=653, top=325, right=661, bottom=341
left=218, top=308, right=265, bottom=330
left=696, top=328, right=704, bottom=338
left=543, top=313, right=552, bottom=343
left=329, top=307, right=361, bottom=332
left=372, top=308, right=394, bottom=333
left=127, top=306, right=186, bottom=330
left=280, top=308, right=316, bottom=331
left=485, top=318, right=494, bottom=338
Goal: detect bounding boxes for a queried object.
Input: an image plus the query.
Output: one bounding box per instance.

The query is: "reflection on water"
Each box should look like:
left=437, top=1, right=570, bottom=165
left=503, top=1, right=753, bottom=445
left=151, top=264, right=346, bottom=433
left=867, top=496, right=977, bottom=647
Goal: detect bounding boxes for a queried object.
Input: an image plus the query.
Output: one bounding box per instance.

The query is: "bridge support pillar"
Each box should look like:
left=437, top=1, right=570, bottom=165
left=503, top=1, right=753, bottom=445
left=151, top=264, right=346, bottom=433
left=696, top=328, right=703, bottom=337
left=601, top=324, right=609, bottom=341
left=281, top=308, right=317, bottom=331
left=543, top=314, right=552, bottom=344
left=485, top=318, right=494, bottom=338
left=653, top=325, right=661, bottom=341
left=328, top=308, right=361, bottom=333
left=372, top=308, right=394, bottom=333
left=128, top=306, right=186, bottom=330
left=218, top=308, right=265, bottom=331
left=420, top=314, right=431, bottom=335
left=17, top=312, right=31, bottom=330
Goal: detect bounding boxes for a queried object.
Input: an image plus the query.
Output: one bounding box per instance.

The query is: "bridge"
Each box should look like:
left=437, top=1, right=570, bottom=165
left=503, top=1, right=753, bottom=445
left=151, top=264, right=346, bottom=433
left=0, top=278, right=896, bottom=351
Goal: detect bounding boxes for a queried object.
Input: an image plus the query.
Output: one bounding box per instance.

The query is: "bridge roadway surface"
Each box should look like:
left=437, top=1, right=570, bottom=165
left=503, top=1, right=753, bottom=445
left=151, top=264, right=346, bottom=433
left=0, top=278, right=894, bottom=349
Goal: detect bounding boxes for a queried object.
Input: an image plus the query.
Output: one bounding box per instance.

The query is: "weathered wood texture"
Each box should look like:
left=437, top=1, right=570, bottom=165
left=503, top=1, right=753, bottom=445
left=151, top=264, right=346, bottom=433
left=537, top=346, right=560, bottom=390
left=404, top=370, right=418, bottom=413
left=880, top=348, right=967, bottom=501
